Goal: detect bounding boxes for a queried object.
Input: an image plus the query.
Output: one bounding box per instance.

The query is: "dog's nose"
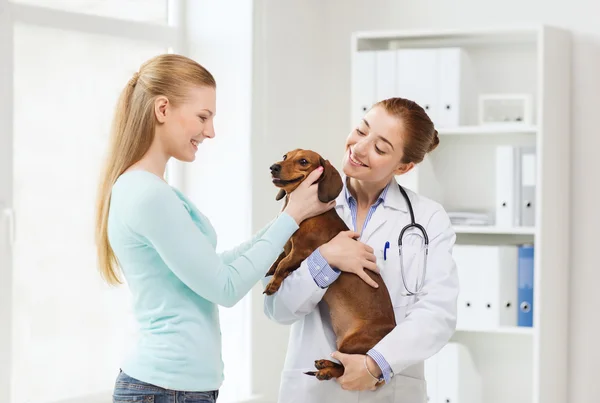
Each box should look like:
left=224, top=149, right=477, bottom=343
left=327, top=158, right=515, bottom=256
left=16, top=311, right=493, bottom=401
left=270, top=164, right=281, bottom=174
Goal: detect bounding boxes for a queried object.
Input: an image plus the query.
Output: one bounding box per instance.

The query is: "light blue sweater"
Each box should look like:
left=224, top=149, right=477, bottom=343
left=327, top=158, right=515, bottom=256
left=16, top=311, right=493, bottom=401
left=107, top=170, right=299, bottom=392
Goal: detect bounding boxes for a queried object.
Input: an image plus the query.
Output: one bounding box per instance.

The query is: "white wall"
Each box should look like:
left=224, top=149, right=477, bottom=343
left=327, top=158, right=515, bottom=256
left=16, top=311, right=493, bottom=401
left=249, top=1, right=342, bottom=401
left=0, top=0, right=13, bottom=402
left=250, top=0, right=600, bottom=402
left=183, top=1, right=254, bottom=402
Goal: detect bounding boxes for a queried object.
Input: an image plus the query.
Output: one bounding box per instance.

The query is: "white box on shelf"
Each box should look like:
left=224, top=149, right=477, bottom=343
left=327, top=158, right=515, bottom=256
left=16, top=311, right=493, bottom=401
left=479, top=93, right=533, bottom=125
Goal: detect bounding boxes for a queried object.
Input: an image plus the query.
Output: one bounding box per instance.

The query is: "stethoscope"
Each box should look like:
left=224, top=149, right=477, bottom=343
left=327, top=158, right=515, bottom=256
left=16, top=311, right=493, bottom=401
left=383, top=184, right=429, bottom=296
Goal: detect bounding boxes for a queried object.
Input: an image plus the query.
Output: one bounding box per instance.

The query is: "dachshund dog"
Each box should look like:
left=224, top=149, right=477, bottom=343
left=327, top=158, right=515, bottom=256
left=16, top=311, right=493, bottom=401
left=264, top=149, right=396, bottom=381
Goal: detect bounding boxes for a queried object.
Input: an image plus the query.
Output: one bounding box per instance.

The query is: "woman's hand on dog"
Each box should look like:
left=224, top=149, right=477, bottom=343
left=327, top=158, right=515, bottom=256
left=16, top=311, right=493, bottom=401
left=330, top=351, right=382, bottom=391
left=284, top=167, right=336, bottom=224
left=318, top=231, right=380, bottom=288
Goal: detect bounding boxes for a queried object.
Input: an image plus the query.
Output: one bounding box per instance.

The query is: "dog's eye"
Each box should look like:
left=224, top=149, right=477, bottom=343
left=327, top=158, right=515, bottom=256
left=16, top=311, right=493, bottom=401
left=282, top=155, right=287, bottom=160
left=299, top=159, right=308, bottom=166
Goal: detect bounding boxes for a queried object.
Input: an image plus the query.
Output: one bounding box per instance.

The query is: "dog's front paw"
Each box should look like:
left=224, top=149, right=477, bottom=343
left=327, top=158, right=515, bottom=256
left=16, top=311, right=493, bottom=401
left=263, top=279, right=281, bottom=295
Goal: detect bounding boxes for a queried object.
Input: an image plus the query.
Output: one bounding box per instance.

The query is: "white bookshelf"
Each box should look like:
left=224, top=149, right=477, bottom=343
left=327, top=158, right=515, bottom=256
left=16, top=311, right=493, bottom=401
left=456, top=326, right=534, bottom=336
left=438, top=124, right=538, bottom=136
left=453, top=225, right=536, bottom=235
left=351, top=26, right=570, bottom=403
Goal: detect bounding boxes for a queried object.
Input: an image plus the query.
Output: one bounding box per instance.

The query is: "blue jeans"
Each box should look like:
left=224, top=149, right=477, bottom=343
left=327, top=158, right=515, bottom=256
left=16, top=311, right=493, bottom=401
left=113, top=370, right=219, bottom=403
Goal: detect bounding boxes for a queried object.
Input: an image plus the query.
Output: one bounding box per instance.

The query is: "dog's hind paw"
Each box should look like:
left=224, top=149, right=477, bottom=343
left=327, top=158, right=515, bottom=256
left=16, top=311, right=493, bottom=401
left=304, top=361, right=344, bottom=381
left=304, top=369, right=335, bottom=381
left=314, top=359, right=337, bottom=370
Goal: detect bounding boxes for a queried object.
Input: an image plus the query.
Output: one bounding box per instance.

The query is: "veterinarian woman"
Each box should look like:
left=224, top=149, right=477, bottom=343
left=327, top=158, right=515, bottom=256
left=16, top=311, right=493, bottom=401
left=264, top=97, right=459, bottom=403
left=95, top=54, right=335, bottom=403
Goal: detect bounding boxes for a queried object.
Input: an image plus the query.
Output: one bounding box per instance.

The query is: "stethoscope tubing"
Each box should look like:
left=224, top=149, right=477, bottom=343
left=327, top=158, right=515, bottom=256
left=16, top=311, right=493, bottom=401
left=397, top=184, right=429, bottom=296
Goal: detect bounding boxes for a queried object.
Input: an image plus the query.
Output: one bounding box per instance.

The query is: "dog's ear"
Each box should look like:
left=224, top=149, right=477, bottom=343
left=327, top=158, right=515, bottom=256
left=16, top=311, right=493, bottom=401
left=317, top=157, right=343, bottom=203
left=275, top=189, right=286, bottom=201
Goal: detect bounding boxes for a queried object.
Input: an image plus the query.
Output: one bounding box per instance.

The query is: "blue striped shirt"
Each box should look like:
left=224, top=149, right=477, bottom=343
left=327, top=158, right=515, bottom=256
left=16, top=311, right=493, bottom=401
left=306, top=181, right=393, bottom=383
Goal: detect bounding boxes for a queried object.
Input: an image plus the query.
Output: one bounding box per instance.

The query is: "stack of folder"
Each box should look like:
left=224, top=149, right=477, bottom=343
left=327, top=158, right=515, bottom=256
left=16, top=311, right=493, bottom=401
left=352, top=46, right=475, bottom=128
left=453, top=244, right=534, bottom=330
left=448, top=211, right=493, bottom=226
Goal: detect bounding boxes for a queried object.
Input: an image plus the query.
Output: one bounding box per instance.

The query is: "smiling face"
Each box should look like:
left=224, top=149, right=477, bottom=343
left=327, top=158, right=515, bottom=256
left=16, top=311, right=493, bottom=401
left=154, top=85, right=217, bottom=162
left=342, top=105, right=414, bottom=185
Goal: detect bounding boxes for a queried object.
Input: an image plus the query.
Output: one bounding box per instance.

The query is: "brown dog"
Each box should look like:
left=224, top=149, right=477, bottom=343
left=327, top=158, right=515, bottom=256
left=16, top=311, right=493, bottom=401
left=264, top=149, right=396, bottom=381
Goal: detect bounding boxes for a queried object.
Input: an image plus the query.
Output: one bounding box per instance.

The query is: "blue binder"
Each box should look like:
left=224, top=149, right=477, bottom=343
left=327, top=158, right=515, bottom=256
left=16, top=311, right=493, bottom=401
left=518, top=245, right=534, bottom=327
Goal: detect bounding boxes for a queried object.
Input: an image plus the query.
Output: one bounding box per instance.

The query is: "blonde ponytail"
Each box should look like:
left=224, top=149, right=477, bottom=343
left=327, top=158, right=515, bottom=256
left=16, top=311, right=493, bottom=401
left=95, top=54, right=216, bottom=285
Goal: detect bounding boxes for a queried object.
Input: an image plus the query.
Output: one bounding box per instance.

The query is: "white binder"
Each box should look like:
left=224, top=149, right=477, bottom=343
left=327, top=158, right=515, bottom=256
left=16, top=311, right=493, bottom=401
left=519, top=147, right=537, bottom=227
left=396, top=48, right=439, bottom=122
left=436, top=47, right=474, bottom=128
left=351, top=50, right=376, bottom=126
left=429, top=342, right=482, bottom=403
left=375, top=50, right=397, bottom=101
left=453, top=245, right=482, bottom=330
left=478, top=245, right=518, bottom=328
left=495, top=145, right=520, bottom=227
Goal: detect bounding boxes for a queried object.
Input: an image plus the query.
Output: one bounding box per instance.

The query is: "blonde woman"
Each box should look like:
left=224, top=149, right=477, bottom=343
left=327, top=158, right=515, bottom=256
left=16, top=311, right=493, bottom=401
left=95, top=54, right=350, bottom=403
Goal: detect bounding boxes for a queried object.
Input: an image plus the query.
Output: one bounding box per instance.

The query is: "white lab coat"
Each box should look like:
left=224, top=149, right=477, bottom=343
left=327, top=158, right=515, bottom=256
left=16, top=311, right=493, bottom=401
left=263, top=179, right=459, bottom=403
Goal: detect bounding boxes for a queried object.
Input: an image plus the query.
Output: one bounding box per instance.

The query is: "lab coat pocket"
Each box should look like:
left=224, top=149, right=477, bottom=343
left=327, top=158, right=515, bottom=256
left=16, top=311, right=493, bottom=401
left=392, top=295, right=415, bottom=325
left=277, top=370, right=305, bottom=403
left=392, top=374, right=427, bottom=403
left=381, top=251, right=417, bottom=312
left=279, top=369, right=360, bottom=403
left=357, top=377, right=397, bottom=402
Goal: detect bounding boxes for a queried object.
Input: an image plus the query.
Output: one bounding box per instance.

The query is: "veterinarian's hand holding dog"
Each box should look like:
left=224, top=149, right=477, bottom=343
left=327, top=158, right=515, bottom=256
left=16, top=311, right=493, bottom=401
left=283, top=166, right=336, bottom=224
left=318, top=231, right=380, bottom=288
left=330, top=351, right=383, bottom=391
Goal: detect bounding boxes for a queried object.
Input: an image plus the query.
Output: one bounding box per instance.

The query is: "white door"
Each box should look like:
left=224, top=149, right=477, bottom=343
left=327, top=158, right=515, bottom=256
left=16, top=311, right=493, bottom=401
left=1, top=2, right=178, bottom=402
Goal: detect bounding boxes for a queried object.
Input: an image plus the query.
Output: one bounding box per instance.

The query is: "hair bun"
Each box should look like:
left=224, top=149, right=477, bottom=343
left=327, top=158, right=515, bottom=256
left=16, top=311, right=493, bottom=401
left=428, top=129, right=440, bottom=153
